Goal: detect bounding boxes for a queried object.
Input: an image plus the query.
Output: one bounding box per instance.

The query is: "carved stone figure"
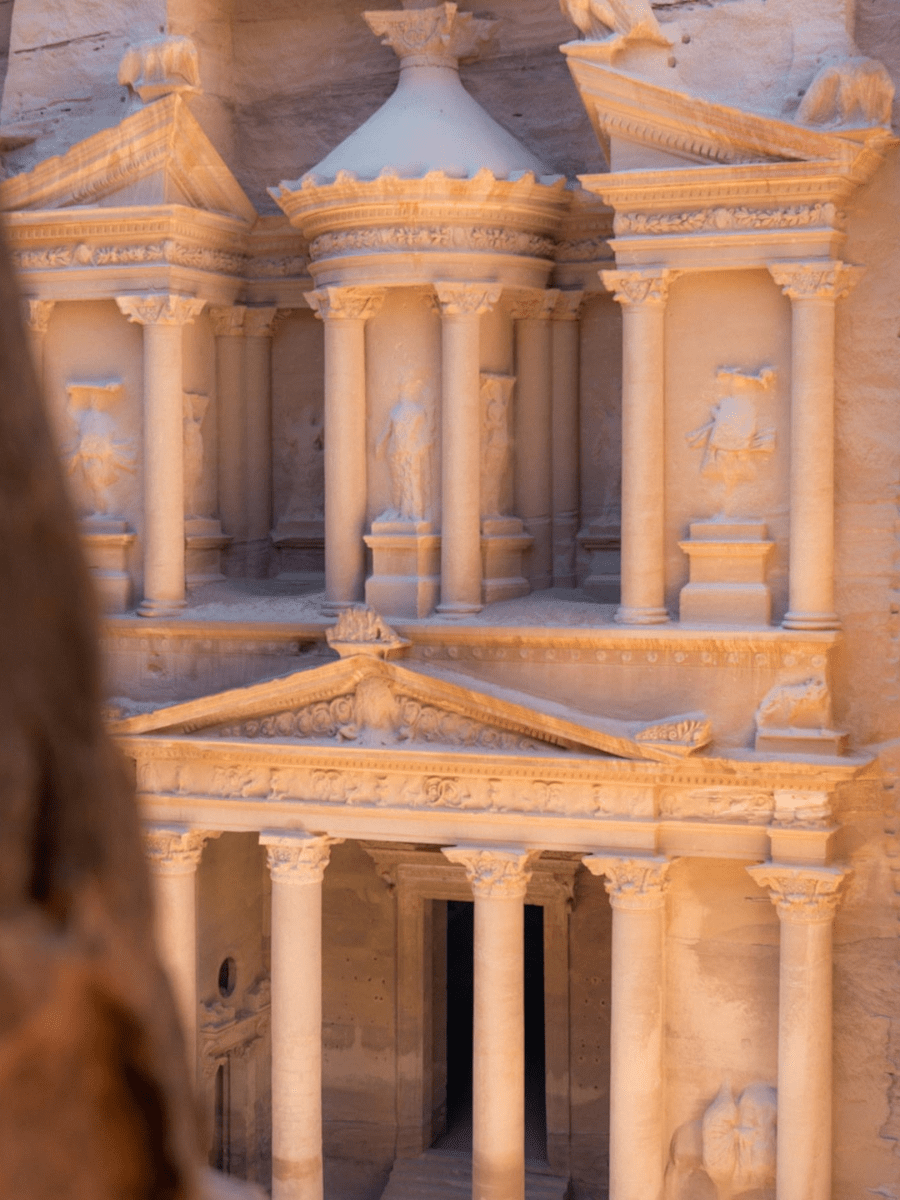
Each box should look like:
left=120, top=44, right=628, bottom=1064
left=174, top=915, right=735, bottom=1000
left=183, top=392, right=209, bottom=519
left=798, top=56, right=894, bottom=129
left=118, top=35, right=202, bottom=104
left=282, top=406, right=324, bottom=520
left=756, top=677, right=831, bottom=731
left=560, top=0, right=668, bottom=45
left=480, top=373, right=515, bottom=518
left=325, top=604, right=409, bottom=659
left=666, top=1082, right=777, bottom=1200
left=686, top=369, right=776, bottom=515
left=375, top=385, right=432, bottom=522
left=64, top=383, right=135, bottom=518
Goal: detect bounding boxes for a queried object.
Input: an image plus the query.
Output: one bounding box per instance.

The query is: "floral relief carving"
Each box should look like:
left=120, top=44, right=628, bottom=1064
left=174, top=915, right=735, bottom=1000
left=310, top=226, right=554, bottom=261
left=364, top=4, right=496, bottom=65
left=615, top=203, right=839, bottom=237
left=262, top=834, right=339, bottom=883
left=14, top=241, right=247, bottom=276
left=769, top=261, right=862, bottom=301
left=209, top=305, right=246, bottom=337
left=116, top=294, right=206, bottom=326
left=601, top=268, right=677, bottom=306
left=583, top=855, right=672, bottom=909
left=434, top=282, right=503, bottom=317
left=747, top=863, right=850, bottom=922
left=305, top=286, right=385, bottom=322
left=443, top=847, right=539, bottom=899
left=659, top=788, right=773, bottom=822
left=510, top=288, right=560, bottom=321
left=143, top=826, right=217, bottom=873
left=633, top=717, right=712, bottom=757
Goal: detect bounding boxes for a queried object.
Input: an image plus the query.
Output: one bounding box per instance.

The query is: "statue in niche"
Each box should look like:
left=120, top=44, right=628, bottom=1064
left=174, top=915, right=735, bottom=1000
left=282, top=406, right=324, bottom=521
left=182, top=392, right=209, bottom=519
left=63, top=382, right=134, bottom=518
left=560, top=0, right=668, bottom=45
left=686, top=368, right=776, bottom=517
left=666, top=1082, right=777, bottom=1200
left=480, top=373, right=515, bottom=518
left=375, top=383, right=431, bottom=522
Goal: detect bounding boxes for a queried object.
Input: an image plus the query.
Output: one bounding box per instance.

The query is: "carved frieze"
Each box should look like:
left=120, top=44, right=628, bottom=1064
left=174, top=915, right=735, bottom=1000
left=659, top=788, right=773, bottom=822
left=614, top=202, right=840, bottom=237
left=14, top=240, right=247, bottom=277
left=309, top=225, right=555, bottom=262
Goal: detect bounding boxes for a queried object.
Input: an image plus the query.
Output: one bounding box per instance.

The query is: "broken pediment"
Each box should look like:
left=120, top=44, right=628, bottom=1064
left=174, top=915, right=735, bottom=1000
left=0, top=94, right=257, bottom=223
left=108, top=652, right=712, bottom=763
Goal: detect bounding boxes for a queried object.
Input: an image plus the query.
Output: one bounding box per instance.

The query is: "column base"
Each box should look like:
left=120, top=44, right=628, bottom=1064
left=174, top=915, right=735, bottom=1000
left=615, top=605, right=670, bottom=625
left=436, top=602, right=483, bottom=618
left=782, top=611, right=841, bottom=631
left=80, top=517, right=135, bottom=614
left=137, top=596, right=188, bottom=618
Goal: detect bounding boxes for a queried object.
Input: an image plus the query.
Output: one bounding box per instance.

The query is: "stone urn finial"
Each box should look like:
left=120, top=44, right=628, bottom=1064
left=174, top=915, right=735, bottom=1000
left=325, top=605, right=410, bottom=659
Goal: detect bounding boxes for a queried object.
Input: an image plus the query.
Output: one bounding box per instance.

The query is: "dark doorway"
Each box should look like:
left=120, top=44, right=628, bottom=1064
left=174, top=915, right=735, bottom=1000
left=435, top=900, right=547, bottom=1160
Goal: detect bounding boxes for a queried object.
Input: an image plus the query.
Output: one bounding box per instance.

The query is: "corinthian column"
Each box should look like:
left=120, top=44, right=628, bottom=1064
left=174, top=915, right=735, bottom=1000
left=747, top=863, right=850, bottom=1200
left=209, top=305, right=247, bottom=556
left=551, top=291, right=584, bottom=588
left=511, top=288, right=559, bottom=591
left=583, top=855, right=673, bottom=1200
left=434, top=283, right=502, bottom=616
left=769, top=262, right=861, bottom=630
left=600, top=269, right=677, bottom=625
left=21, top=299, right=58, bottom=437
left=144, top=825, right=217, bottom=1071
left=117, top=294, right=206, bottom=615
left=305, top=287, right=385, bottom=613
left=244, top=307, right=280, bottom=574
left=443, top=845, right=539, bottom=1200
left=261, top=832, right=342, bottom=1200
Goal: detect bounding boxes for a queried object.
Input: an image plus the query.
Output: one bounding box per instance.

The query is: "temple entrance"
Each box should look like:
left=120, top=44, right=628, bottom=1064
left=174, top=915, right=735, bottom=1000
left=433, top=900, right=547, bottom=1160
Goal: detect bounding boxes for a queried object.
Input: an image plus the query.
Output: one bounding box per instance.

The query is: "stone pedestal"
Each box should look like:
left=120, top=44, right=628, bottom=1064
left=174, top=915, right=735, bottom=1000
left=678, top=521, right=773, bottom=625
left=365, top=519, right=440, bottom=619
left=272, top=518, right=325, bottom=586
left=481, top=518, right=532, bottom=605
left=185, top=517, right=231, bottom=587
left=80, top=516, right=135, bottom=613
left=578, top=521, right=621, bottom=602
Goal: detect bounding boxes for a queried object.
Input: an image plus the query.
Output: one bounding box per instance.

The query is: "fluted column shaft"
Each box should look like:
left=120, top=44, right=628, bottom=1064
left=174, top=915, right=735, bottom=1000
left=210, top=305, right=247, bottom=552
left=244, top=308, right=279, bottom=573
left=583, top=855, right=672, bottom=1200
left=747, top=863, right=850, bottom=1200
left=144, top=825, right=214, bottom=1072
left=435, top=283, right=502, bottom=616
left=511, top=289, right=558, bottom=591
left=601, top=270, right=676, bottom=625
left=551, top=292, right=583, bottom=588
left=118, top=294, right=206, bottom=615
left=769, top=263, right=860, bottom=630
left=444, top=846, right=538, bottom=1200
left=261, top=832, right=341, bottom=1200
left=306, top=288, right=384, bottom=612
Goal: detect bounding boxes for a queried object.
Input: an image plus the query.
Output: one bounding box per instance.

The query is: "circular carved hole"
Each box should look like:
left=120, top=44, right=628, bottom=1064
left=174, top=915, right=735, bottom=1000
left=218, top=956, right=237, bottom=998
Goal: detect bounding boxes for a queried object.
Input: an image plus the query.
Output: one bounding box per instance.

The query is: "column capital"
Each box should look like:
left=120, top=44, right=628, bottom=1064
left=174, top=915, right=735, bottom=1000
left=260, top=830, right=343, bottom=883
left=116, top=294, right=207, bottom=326
left=434, top=281, right=502, bottom=317
left=209, top=304, right=247, bottom=337
left=243, top=306, right=280, bottom=337
left=747, top=862, right=851, bottom=923
left=305, top=286, right=385, bottom=321
left=21, top=298, right=55, bottom=335
left=583, top=854, right=673, bottom=910
left=600, top=268, right=677, bottom=307
left=442, top=845, right=539, bottom=899
left=509, top=287, right=560, bottom=321
left=768, top=260, right=862, bottom=301
left=550, top=289, right=585, bottom=321
left=144, top=824, right=219, bottom=874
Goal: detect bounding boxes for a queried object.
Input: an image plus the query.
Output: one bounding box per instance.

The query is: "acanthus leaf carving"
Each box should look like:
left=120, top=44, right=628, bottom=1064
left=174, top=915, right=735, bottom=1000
left=510, top=288, right=560, bottom=321
left=442, top=846, right=539, bottom=899
left=305, top=286, right=385, bottom=321
left=768, top=260, right=862, bottom=301
left=260, top=832, right=341, bottom=883
left=364, top=4, right=497, bottom=66
left=615, top=203, right=840, bottom=237
left=143, top=825, right=219, bottom=873
left=325, top=605, right=408, bottom=659
left=309, top=226, right=554, bottom=261
left=747, top=862, right=850, bottom=922
left=634, top=715, right=712, bottom=757
left=434, top=281, right=502, bottom=317
left=601, top=268, right=677, bottom=306
left=582, top=854, right=672, bottom=909
left=116, top=294, right=206, bottom=326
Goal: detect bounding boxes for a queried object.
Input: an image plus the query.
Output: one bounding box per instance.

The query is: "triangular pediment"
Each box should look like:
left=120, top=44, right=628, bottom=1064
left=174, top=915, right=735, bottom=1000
left=0, top=95, right=256, bottom=222
left=108, top=654, right=711, bottom=763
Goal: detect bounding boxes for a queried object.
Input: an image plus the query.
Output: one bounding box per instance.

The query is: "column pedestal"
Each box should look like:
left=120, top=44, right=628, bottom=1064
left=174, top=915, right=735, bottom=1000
left=678, top=520, right=773, bottom=625
left=80, top=515, right=136, bottom=612
left=365, top=519, right=441, bottom=618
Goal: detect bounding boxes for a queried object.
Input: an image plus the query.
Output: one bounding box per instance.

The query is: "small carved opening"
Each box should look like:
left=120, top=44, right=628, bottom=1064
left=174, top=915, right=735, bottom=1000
left=218, top=956, right=237, bottom=998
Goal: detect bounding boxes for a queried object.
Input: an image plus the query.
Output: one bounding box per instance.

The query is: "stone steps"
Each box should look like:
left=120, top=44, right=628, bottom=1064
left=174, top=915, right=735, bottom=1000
left=380, top=1150, right=569, bottom=1200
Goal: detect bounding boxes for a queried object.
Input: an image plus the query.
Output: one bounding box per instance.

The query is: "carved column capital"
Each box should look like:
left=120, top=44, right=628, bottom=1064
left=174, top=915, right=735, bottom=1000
left=442, top=845, right=539, bottom=899
left=747, top=862, right=851, bottom=923
left=144, top=825, right=219, bottom=874
left=364, top=5, right=496, bottom=68
left=768, top=261, right=862, bottom=301
left=243, top=306, right=280, bottom=337
left=116, top=294, right=207, bottom=326
left=434, top=281, right=502, bottom=318
left=305, top=286, right=385, bottom=321
left=21, top=298, right=55, bottom=335
left=260, top=831, right=343, bottom=883
left=551, top=290, right=585, bottom=321
left=509, top=287, right=560, bottom=321
left=600, top=268, right=677, bottom=307
left=209, top=304, right=247, bottom=337
left=583, top=854, right=673, bottom=910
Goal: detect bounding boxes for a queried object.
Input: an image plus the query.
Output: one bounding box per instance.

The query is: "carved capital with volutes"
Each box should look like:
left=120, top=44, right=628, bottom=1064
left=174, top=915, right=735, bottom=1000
left=209, top=304, right=247, bottom=337
left=551, top=290, right=585, bottom=321
left=144, top=825, right=219, bottom=875
left=442, top=845, right=539, bottom=899
left=305, top=286, right=385, bottom=322
left=21, top=298, right=55, bottom=336
left=364, top=4, right=496, bottom=68
left=600, top=268, right=677, bottom=307
left=434, top=282, right=502, bottom=318
left=747, top=862, right=850, bottom=924
left=768, top=261, right=862, bottom=302
left=583, top=854, right=673, bottom=910
left=116, top=294, right=207, bottom=327
left=260, top=831, right=342, bottom=883
left=510, top=287, right=560, bottom=321
left=243, top=306, right=280, bottom=338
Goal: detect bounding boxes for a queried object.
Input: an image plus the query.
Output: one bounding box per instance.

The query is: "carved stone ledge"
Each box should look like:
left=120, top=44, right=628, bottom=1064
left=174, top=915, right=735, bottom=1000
left=442, top=845, right=539, bottom=899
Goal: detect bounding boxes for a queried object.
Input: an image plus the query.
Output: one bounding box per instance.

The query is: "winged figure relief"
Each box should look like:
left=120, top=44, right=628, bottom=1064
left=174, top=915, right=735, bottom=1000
left=560, top=0, right=668, bottom=44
